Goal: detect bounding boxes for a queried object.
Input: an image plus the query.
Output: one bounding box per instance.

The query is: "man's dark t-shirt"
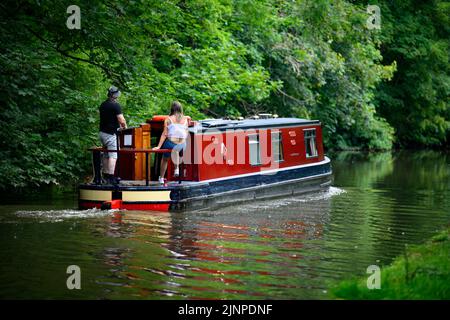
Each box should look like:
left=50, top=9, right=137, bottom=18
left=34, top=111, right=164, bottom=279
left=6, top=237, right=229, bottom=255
left=99, top=99, right=122, bottom=134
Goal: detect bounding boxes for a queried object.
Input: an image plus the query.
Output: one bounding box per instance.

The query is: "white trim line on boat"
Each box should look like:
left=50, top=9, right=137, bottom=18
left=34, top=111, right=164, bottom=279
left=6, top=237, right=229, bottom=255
left=199, top=156, right=331, bottom=183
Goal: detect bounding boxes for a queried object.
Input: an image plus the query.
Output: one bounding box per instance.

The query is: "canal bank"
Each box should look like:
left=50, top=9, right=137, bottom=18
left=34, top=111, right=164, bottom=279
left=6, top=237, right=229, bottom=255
left=331, top=227, right=450, bottom=299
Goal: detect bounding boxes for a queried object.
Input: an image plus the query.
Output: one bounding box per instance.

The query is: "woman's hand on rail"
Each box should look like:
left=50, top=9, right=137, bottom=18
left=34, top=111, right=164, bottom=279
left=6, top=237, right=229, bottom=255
left=152, top=146, right=161, bottom=150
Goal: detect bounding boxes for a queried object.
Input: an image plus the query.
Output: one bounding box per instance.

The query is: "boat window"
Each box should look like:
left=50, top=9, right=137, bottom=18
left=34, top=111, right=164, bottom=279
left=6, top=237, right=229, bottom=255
left=248, top=134, right=261, bottom=165
left=304, top=129, right=318, bottom=158
left=271, top=130, right=284, bottom=162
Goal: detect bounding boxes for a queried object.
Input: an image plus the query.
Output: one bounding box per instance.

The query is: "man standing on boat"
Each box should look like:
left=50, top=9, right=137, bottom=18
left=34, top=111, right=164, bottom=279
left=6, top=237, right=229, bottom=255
left=99, top=86, right=127, bottom=184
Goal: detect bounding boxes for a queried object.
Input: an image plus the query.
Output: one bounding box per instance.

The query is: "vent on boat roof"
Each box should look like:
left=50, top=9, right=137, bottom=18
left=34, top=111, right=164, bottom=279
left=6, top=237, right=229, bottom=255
left=200, top=119, right=241, bottom=128
left=249, top=113, right=279, bottom=119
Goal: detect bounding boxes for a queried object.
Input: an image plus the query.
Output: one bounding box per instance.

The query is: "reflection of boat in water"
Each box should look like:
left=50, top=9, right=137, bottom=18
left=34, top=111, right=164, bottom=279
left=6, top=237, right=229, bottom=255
left=79, top=115, right=332, bottom=211
left=98, top=193, right=333, bottom=299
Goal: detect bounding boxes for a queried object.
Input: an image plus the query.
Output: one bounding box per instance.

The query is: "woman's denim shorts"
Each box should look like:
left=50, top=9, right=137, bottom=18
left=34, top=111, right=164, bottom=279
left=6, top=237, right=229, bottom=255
left=161, top=139, right=186, bottom=158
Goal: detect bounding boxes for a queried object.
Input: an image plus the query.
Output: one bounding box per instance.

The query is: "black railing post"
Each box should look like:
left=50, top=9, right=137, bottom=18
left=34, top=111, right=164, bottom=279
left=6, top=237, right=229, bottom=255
left=145, top=152, right=149, bottom=186
left=116, top=129, right=121, bottom=180
left=93, top=150, right=102, bottom=185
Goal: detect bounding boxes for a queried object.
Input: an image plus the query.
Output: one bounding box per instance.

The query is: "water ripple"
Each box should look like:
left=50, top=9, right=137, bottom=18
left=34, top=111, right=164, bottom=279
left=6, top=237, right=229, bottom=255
left=15, top=208, right=114, bottom=221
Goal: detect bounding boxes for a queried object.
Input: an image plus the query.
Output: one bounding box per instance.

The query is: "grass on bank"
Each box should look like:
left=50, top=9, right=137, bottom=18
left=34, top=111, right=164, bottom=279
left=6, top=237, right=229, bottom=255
left=331, top=228, right=450, bottom=299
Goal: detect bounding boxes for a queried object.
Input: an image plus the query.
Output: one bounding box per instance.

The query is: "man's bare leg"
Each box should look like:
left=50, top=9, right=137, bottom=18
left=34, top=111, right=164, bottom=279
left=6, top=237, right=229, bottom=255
left=107, top=157, right=117, bottom=175
left=102, top=157, right=109, bottom=176
left=102, top=156, right=116, bottom=174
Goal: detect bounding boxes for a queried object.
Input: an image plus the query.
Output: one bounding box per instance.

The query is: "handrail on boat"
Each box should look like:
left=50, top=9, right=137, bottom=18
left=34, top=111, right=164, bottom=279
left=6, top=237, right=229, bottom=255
left=88, top=147, right=172, bottom=153
left=89, top=147, right=173, bottom=186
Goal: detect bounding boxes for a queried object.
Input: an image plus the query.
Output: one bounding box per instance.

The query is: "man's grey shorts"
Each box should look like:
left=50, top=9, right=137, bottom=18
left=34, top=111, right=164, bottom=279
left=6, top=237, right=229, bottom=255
left=99, top=132, right=118, bottom=159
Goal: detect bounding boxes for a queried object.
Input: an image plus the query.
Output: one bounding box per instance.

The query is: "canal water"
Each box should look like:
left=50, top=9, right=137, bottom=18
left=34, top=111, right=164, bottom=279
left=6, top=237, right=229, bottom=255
left=0, top=151, right=449, bottom=299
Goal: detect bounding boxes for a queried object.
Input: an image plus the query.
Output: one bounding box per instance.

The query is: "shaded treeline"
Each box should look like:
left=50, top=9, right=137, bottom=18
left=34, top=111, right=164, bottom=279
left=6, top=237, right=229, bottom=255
left=0, top=0, right=448, bottom=190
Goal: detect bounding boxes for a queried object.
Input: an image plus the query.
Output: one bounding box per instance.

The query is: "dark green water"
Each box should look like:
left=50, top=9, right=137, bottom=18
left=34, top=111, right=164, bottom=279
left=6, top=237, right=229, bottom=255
left=0, top=151, right=449, bottom=299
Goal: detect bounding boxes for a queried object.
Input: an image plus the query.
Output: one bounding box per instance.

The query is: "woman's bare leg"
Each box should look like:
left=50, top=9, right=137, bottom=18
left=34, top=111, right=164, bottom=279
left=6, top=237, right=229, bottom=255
left=172, top=150, right=180, bottom=167
left=160, top=157, right=168, bottom=179
left=172, top=150, right=184, bottom=177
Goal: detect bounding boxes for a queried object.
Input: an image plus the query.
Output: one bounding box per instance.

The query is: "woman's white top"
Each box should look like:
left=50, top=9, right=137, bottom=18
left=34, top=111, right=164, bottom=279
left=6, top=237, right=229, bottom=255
left=167, top=116, right=188, bottom=139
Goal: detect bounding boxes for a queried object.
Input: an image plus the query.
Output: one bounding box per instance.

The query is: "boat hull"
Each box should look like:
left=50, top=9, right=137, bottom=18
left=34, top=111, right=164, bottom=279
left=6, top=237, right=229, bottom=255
left=78, top=157, right=332, bottom=212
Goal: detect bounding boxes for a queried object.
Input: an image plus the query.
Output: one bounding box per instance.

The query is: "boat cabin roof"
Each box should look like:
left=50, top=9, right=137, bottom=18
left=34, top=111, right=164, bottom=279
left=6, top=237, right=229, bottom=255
left=190, top=118, right=320, bottom=133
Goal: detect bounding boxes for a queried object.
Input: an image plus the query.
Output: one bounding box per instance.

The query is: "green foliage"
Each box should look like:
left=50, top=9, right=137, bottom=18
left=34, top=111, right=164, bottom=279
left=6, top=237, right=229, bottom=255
left=0, top=6, right=105, bottom=189
left=0, top=0, right=276, bottom=191
left=373, top=0, right=450, bottom=148
left=331, top=228, right=450, bottom=299
left=227, top=0, right=396, bottom=149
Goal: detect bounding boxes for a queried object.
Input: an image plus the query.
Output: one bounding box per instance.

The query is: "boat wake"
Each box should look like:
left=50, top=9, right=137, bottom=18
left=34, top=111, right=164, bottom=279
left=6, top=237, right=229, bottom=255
left=15, top=208, right=115, bottom=222
left=294, top=186, right=346, bottom=202
left=232, top=186, right=346, bottom=210
left=195, top=186, right=346, bottom=215
left=13, top=188, right=346, bottom=220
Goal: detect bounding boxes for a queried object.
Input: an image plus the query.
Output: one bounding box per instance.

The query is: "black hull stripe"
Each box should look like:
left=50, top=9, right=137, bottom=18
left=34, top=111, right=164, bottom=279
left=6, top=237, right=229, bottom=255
left=170, top=160, right=332, bottom=201
left=175, top=172, right=332, bottom=202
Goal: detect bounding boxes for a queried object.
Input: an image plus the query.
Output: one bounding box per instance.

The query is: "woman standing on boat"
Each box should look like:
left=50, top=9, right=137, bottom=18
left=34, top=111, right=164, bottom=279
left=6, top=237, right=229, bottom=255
left=153, top=101, right=189, bottom=184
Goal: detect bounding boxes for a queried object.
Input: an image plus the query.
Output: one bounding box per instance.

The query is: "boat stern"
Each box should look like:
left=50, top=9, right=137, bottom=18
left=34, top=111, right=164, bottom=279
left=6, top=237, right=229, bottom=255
left=78, top=184, right=176, bottom=212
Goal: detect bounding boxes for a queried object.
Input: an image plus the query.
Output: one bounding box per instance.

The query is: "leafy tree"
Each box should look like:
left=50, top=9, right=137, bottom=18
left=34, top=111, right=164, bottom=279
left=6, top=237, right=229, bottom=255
left=228, top=0, right=396, bottom=149
left=0, top=0, right=276, bottom=190
left=371, top=0, right=449, bottom=148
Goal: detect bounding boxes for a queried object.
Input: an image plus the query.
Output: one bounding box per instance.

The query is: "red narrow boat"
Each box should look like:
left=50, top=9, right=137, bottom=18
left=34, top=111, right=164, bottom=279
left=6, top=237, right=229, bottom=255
left=78, top=115, right=332, bottom=211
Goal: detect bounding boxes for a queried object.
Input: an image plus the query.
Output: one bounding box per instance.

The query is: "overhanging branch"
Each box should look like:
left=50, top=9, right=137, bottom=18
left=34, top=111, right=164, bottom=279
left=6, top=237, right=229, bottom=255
left=25, top=25, right=126, bottom=88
